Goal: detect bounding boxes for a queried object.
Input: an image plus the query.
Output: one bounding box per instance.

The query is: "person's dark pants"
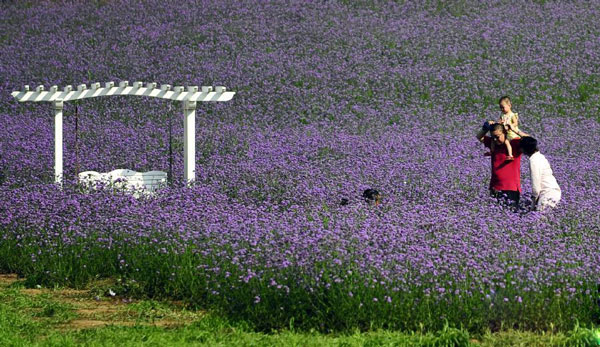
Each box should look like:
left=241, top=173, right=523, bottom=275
left=490, top=189, right=520, bottom=210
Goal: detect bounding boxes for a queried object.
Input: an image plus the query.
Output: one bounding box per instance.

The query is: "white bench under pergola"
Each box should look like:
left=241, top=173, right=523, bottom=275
left=11, top=81, right=235, bottom=189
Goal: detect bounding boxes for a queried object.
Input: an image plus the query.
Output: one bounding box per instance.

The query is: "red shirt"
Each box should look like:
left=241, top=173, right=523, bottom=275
left=484, top=137, right=522, bottom=192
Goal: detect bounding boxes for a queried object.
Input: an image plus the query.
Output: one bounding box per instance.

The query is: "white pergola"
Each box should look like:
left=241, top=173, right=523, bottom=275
left=11, top=81, right=235, bottom=185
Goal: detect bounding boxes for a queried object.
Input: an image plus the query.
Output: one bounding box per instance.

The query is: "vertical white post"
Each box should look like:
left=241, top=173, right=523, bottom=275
left=53, top=100, right=64, bottom=186
left=183, top=100, right=197, bottom=184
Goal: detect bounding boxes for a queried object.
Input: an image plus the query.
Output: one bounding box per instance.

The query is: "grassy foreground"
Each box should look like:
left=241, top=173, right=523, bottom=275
left=1, top=275, right=598, bottom=347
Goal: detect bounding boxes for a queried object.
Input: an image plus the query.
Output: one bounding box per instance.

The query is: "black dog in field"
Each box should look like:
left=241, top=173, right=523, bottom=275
left=340, top=189, right=382, bottom=206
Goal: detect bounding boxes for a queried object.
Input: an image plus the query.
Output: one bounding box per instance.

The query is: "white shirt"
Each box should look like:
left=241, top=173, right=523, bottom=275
left=529, top=152, right=561, bottom=200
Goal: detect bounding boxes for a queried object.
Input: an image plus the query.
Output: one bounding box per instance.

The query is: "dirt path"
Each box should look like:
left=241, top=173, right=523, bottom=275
left=0, top=273, right=200, bottom=330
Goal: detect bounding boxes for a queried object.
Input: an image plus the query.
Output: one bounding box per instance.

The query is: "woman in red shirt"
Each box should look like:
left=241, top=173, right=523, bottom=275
left=477, top=122, right=529, bottom=210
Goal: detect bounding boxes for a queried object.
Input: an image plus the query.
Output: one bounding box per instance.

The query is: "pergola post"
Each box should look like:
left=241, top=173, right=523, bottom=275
left=183, top=98, right=197, bottom=184
left=53, top=100, right=64, bottom=186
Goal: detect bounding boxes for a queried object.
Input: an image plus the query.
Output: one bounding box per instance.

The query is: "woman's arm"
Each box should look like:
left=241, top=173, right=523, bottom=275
left=507, top=123, right=529, bottom=137
left=477, top=120, right=494, bottom=143
left=477, top=128, right=487, bottom=142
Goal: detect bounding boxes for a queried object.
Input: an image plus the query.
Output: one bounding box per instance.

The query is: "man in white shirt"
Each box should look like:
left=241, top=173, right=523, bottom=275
left=520, top=137, right=561, bottom=211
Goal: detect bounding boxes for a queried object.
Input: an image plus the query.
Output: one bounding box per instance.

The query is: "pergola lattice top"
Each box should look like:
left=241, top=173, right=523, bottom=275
left=11, top=81, right=234, bottom=103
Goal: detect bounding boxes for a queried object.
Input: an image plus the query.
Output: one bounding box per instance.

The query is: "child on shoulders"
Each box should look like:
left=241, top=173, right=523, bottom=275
left=499, top=96, right=521, bottom=160
left=485, top=96, right=522, bottom=161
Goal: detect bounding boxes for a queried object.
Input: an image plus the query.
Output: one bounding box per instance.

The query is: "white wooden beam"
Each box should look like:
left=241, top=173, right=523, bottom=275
left=53, top=100, right=64, bottom=186
left=183, top=100, right=197, bottom=184
left=11, top=81, right=235, bottom=103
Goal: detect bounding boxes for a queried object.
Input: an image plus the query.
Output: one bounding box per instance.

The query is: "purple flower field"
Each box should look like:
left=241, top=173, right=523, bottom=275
left=1, top=0, right=599, bottom=332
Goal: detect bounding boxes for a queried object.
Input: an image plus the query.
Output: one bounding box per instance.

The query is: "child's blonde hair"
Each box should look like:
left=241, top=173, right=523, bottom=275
left=499, top=96, right=511, bottom=105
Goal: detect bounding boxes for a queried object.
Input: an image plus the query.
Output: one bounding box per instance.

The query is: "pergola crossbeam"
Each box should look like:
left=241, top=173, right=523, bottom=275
left=11, top=81, right=234, bottom=103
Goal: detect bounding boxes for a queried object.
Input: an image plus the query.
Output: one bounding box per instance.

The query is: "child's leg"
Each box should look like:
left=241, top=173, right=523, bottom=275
left=505, top=139, right=513, bottom=159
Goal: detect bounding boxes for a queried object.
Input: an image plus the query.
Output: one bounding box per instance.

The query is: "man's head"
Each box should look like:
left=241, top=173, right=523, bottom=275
left=490, top=123, right=507, bottom=145
left=520, top=136, right=538, bottom=156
